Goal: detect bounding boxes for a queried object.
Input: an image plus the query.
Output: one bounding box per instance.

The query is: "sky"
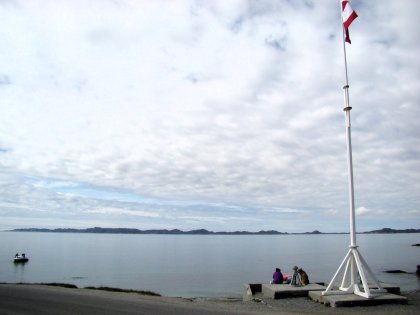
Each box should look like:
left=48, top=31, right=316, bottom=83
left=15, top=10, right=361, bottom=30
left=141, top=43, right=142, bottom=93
left=0, top=0, right=419, bottom=233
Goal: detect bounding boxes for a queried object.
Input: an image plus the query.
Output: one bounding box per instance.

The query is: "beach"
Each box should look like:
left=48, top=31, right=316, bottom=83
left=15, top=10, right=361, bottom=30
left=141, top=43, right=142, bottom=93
left=0, top=284, right=419, bottom=315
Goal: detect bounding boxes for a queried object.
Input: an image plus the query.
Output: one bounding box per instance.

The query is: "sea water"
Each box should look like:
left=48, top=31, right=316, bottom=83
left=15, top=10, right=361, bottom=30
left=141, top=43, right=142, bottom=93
left=0, top=232, right=419, bottom=297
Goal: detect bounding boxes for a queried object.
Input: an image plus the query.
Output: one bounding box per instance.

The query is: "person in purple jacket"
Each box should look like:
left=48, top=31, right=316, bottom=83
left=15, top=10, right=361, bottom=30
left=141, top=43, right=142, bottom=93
left=271, top=268, right=283, bottom=284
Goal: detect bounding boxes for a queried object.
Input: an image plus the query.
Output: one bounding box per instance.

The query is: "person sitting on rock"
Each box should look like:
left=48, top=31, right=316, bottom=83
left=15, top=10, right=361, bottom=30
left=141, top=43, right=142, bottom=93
left=271, top=268, right=283, bottom=284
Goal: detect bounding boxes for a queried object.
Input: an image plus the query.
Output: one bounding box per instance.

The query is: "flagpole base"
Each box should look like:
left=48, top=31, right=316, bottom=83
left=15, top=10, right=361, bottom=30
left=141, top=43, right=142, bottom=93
left=322, top=247, right=386, bottom=298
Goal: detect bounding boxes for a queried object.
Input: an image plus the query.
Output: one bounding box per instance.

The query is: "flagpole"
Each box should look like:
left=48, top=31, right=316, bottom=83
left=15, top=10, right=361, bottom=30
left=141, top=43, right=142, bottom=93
left=341, top=16, right=357, bottom=251
left=322, top=0, right=385, bottom=298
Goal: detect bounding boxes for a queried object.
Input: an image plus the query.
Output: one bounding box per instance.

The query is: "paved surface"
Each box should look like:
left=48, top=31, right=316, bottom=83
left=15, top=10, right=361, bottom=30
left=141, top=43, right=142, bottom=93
left=0, top=284, right=248, bottom=315
left=1, top=284, right=419, bottom=315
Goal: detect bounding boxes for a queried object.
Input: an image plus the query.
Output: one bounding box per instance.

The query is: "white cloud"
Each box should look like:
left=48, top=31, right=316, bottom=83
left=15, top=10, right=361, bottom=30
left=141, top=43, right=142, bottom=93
left=324, top=209, right=339, bottom=216
left=355, top=206, right=370, bottom=216
left=0, top=0, right=419, bottom=232
left=86, top=207, right=160, bottom=218
left=408, top=209, right=420, bottom=215
left=180, top=215, right=261, bottom=223
left=261, top=208, right=307, bottom=214
left=355, top=206, right=385, bottom=217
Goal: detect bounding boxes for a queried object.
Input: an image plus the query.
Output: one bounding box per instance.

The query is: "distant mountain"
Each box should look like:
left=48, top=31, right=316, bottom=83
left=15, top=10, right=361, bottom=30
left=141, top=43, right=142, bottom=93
left=303, top=230, right=322, bottom=234
left=363, top=228, right=420, bottom=234
left=11, top=227, right=289, bottom=235
left=10, top=227, right=420, bottom=235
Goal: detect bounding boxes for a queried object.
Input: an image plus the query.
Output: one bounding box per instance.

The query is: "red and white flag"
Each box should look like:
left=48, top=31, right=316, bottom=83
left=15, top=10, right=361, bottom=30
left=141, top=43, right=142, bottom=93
left=341, top=0, right=358, bottom=44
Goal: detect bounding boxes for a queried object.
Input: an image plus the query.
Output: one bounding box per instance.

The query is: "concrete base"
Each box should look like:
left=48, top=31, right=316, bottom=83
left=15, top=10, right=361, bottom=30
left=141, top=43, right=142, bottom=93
left=262, top=283, right=327, bottom=299
left=309, top=290, right=408, bottom=308
left=377, top=283, right=401, bottom=295
left=243, top=284, right=262, bottom=301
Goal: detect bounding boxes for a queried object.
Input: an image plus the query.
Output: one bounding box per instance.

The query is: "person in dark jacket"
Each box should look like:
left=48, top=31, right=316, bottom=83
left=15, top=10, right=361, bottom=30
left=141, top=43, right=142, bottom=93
left=271, top=268, right=283, bottom=284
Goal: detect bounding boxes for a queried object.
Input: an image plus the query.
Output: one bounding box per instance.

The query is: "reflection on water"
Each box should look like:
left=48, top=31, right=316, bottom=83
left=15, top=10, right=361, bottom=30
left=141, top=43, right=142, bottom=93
left=13, top=261, right=27, bottom=283
left=0, top=232, right=419, bottom=297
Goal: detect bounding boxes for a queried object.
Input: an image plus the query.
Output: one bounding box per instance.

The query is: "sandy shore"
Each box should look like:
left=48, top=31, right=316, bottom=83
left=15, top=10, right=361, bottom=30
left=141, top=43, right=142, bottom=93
left=0, top=284, right=419, bottom=315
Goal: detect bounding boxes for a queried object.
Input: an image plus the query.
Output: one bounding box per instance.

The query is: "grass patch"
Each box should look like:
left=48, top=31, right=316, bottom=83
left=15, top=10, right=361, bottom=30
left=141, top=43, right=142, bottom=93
left=41, top=283, right=78, bottom=289
left=84, top=286, right=161, bottom=296
left=5, top=282, right=78, bottom=289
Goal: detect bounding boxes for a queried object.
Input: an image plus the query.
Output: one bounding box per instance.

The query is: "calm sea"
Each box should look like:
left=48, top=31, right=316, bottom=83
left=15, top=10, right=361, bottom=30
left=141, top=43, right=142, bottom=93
left=0, top=232, right=419, bottom=297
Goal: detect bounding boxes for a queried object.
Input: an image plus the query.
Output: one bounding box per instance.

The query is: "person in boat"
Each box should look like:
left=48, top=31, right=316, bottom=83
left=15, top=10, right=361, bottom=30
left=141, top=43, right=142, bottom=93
left=15, top=253, right=19, bottom=258
left=298, top=268, right=309, bottom=285
left=271, top=268, right=283, bottom=284
left=22, top=253, right=26, bottom=258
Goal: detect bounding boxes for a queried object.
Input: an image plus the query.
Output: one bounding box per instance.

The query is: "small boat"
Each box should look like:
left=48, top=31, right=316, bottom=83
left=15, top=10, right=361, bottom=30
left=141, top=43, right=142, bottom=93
left=14, top=253, right=29, bottom=263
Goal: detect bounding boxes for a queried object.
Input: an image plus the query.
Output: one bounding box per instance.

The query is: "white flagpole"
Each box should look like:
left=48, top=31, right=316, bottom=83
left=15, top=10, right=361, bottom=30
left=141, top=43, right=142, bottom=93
left=341, top=13, right=357, bottom=251
left=322, top=1, right=386, bottom=298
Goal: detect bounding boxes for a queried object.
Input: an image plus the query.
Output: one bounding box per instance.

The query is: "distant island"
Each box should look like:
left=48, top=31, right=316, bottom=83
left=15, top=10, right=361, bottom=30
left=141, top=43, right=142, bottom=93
left=10, top=227, right=420, bottom=235
left=363, top=227, right=420, bottom=234
left=11, top=227, right=291, bottom=235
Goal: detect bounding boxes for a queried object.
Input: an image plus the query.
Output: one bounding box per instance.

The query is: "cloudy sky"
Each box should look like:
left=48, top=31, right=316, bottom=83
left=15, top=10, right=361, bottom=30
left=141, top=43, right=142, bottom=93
left=0, top=0, right=419, bottom=233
